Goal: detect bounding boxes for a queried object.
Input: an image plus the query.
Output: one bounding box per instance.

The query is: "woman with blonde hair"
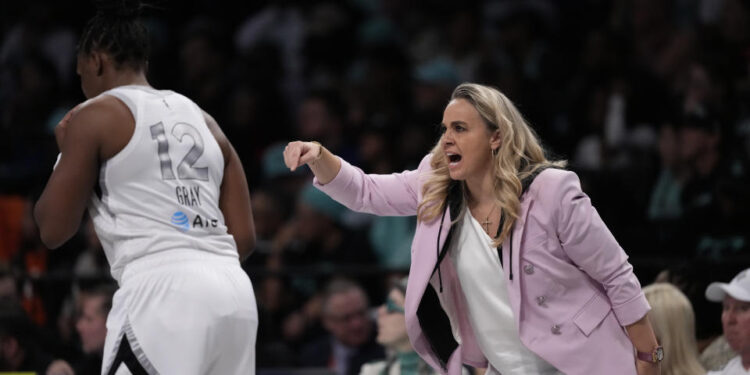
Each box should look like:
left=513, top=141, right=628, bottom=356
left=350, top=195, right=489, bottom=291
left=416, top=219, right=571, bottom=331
left=644, top=283, right=706, bottom=375
left=284, top=83, right=660, bottom=375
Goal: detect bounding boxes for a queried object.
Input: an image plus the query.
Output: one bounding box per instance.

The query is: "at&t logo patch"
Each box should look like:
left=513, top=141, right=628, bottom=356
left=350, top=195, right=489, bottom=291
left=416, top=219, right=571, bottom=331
left=170, top=211, right=190, bottom=232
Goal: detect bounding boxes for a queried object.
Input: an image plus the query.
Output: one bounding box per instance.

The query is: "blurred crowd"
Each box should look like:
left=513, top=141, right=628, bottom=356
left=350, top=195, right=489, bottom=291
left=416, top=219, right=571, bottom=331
left=1, top=0, right=750, bottom=373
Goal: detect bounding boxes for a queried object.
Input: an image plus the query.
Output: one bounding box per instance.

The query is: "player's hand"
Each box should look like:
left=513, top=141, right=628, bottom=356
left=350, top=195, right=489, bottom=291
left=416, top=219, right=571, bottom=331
left=283, top=141, right=321, bottom=171
left=46, top=359, right=75, bottom=375
left=55, top=104, right=82, bottom=150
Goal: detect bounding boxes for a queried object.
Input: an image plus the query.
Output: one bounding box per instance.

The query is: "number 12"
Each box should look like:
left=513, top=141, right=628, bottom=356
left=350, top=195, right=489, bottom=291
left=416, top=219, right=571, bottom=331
left=149, top=122, right=209, bottom=181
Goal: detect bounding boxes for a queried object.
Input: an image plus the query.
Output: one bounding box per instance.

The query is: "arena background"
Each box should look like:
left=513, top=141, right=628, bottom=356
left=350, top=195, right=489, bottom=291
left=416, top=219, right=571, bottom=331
left=1, top=0, right=749, bottom=372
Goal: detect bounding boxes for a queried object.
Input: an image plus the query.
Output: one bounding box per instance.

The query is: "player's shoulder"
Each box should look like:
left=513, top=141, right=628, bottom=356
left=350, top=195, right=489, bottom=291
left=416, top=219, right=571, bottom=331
left=72, top=94, right=133, bottom=128
left=64, top=94, right=136, bottom=159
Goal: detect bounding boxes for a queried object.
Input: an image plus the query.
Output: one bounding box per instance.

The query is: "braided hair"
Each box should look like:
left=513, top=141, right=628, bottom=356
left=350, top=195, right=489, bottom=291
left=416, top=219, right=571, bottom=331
left=78, top=0, right=150, bottom=72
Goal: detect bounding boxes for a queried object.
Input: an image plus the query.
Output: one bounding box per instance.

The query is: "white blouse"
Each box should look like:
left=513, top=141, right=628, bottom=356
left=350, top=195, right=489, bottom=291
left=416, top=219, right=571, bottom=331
left=449, top=211, right=560, bottom=375
left=707, top=356, right=750, bottom=375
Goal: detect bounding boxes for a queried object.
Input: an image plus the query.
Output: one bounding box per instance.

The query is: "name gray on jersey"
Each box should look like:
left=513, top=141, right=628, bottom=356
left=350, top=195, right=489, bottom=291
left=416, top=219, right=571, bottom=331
left=176, top=185, right=202, bottom=206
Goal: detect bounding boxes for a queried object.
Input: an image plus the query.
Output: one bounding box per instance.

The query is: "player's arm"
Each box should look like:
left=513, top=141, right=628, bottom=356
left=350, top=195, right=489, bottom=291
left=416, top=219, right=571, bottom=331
left=35, top=96, right=130, bottom=249
left=203, top=111, right=256, bottom=261
left=34, top=103, right=104, bottom=249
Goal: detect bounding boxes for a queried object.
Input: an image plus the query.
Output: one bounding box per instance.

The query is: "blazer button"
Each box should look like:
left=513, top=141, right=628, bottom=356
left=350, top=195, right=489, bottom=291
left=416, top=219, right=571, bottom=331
left=524, top=264, right=535, bottom=274
left=551, top=324, right=561, bottom=335
left=536, top=295, right=547, bottom=306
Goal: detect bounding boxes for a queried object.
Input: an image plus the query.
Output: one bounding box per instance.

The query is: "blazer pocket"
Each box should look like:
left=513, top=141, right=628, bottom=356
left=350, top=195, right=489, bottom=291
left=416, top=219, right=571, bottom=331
left=572, top=293, right=612, bottom=337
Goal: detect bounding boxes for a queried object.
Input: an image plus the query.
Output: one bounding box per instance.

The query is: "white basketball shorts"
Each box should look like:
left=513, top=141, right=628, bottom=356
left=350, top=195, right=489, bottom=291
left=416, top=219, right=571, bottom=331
left=101, top=250, right=257, bottom=375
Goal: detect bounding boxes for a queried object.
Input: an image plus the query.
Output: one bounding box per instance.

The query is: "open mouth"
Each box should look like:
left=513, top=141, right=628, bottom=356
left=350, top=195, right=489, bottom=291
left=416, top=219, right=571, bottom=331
left=447, top=153, right=462, bottom=164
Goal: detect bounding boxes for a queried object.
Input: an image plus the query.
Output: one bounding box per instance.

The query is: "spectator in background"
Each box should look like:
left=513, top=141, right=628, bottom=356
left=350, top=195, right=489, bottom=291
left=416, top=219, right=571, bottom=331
left=75, top=284, right=115, bottom=373
left=412, top=58, right=460, bottom=127
left=300, top=278, right=384, bottom=375
left=678, top=106, right=750, bottom=261
left=653, top=264, right=736, bottom=371
left=705, top=268, right=750, bottom=374
left=273, top=184, right=375, bottom=276
left=0, top=267, right=17, bottom=301
left=679, top=107, right=722, bottom=216
left=360, top=276, right=437, bottom=375
left=222, top=85, right=291, bottom=183
left=297, top=89, right=358, bottom=164
left=0, top=196, right=27, bottom=262
left=0, top=298, right=53, bottom=373
left=344, top=41, right=413, bottom=132
left=646, top=121, right=689, bottom=255
left=643, top=283, right=706, bottom=375
left=177, top=17, right=231, bottom=117
left=47, top=284, right=116, bottom=375
left=0, top=53, right=62, bottom=191
left=702, top=335, right=737, bottom=373
left=648, top=122, right=686, bottom=222
left=254, top=276, right=307, bottom=367
left=248, top=187, right=290, bottom=261
left=233, top=0, right=306, bottom=105
left=72, top=218, right=108, bottom=279
left=442, top=6, right=481, bottom=83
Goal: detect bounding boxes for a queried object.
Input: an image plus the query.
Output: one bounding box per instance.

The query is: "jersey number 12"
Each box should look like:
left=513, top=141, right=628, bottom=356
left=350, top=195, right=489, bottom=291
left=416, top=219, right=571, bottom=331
left=149, top=122, right=209, bottom=181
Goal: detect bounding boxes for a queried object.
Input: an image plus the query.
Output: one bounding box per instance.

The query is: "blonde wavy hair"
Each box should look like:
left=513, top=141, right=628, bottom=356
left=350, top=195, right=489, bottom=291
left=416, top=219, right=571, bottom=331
left=417, top=83, right=565, bottom=246
left=643, top=283, right=706, bottom=375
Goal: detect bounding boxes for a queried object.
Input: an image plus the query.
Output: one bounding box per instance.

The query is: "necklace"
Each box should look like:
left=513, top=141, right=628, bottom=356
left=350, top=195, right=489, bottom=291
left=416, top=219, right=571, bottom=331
left=480, top=205, right=497, bottom=235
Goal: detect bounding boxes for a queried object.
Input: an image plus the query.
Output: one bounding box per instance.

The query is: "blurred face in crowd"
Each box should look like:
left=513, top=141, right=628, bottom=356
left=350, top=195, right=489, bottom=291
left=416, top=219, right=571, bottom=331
left=679, top=127, right=706, bottom=161
left=295, top=201, right=336, bottom=242
left=722, top=296, right=750, bottom=357
left=251, top=191, right=283, bottom=239
left=441, top=98, right=499, bottom=182
left=376, top=289, right=410, bottom=352
left=657, top=125, right=679, bottom=168
left=323, top=289, right=371, bottom=347
left=0, top=277, right=16, bottom=301
left=180, top=35, right=219, bottom=83
left=76, top=295, right=108, bottom=354
left=298, top=97, right=334, bottom=140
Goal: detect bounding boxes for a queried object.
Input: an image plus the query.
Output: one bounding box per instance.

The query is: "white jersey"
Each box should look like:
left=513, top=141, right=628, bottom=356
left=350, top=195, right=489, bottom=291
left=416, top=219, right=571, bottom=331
left=87, top=85, right=238, bottom=283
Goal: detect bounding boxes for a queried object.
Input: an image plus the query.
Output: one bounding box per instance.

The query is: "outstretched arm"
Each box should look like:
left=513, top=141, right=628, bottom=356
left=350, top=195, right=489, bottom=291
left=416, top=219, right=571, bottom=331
left=283, top=141, right=341, bottom=185
left=285, top=140, right=427, bottom=217
left=204, top=111, right=255, bottom=261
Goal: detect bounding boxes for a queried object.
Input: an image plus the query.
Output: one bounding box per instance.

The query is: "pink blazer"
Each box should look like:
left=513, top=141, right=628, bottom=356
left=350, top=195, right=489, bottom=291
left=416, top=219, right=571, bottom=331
left=314, top=154, right=650, bottom=375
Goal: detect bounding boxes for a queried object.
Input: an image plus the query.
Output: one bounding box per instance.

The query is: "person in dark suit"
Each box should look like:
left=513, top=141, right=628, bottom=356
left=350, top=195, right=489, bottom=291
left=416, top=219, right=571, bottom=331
left=300, top=278, right=384, bottom=375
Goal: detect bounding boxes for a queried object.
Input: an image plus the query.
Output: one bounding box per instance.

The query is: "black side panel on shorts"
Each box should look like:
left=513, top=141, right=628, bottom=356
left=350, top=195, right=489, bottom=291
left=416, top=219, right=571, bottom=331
left=107, top=335, right=150, bottom=375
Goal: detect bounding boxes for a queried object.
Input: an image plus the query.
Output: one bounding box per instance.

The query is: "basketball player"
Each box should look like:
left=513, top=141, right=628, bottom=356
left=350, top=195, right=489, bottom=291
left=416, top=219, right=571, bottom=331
left=34, top=1, right=258, bottom=374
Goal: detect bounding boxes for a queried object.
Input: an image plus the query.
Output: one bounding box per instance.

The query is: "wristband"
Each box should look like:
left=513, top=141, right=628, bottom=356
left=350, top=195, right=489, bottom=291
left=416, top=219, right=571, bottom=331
left=636, top=346, right=663, bottom=364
